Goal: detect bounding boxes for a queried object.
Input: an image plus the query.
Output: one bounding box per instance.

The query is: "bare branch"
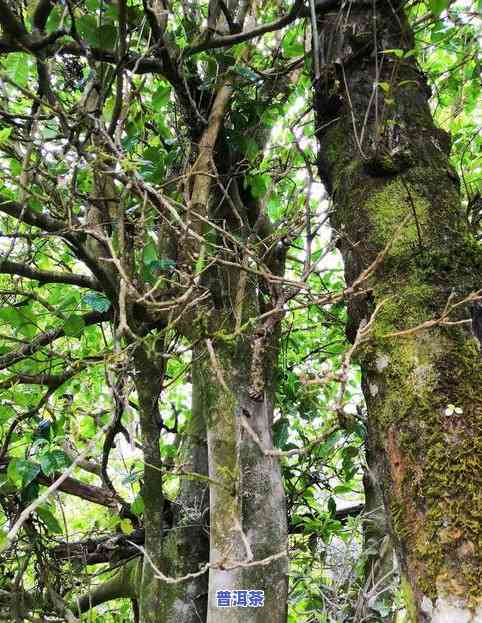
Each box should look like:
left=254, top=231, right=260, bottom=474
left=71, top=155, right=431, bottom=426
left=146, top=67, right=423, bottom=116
left=0, top=259, right=100, bottom=289
left=1, top=421, right=111, bottom=553
left=0, top=310, right=110, bottom=371
left=37, top=473, right=118, bottom=509
left=186, top=0, right=304, bottom=55
left=0, top=198, right=71, bottom=234
left=0, top=365, right=87, bottom=390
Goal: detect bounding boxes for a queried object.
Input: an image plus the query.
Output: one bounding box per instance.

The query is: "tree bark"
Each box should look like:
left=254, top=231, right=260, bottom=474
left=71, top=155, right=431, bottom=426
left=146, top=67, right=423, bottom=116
left=74, top=558, right=140, bottom=615
left=133, top=343, right=166, bottom=623
left=314, top=2, right=482, bottom=621
left=200, top=325, right=288, bottom=623
left=157, top=349, right=210, bottom=623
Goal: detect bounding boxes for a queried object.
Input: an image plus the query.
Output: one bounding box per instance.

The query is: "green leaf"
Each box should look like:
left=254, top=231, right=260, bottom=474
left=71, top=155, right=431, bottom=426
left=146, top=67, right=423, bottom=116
left=9, top=159, right=21, bottom=176
left=430, top=0, right=449, bottom=16
left=76, top=17, right=117, bottom=47
left=282, top=30, right=304, bottom=58
left=5, top=53, right=30, bottom=87
left=0, top=127, right=12, bottom=143
left=142, top=240, right=158, bottom=265
left=327, top=497, right=337, bottom=516
left=249, top=174, right=271, bottom=199
left=120, top=518, right=134, bottom=534
left=149, top=258, right=176, bottom=271
left=0, top=473, right=17, bottom=495
left=152, top=85, right=171, bottom=110
left=97, top=24, right=117, bottom=49
left=371, top=598, right=392, bottom=617
left=7, top=459, right=41, bottom=488
left=267, top=195, right=282, bottom=220
left=245, top=137, right=259, bottom=162
left=45, top=5, right=62, bottom=31
left=122, top=470, right=141, bottom=485
left=0, top=403, right=14, bottom=424
left=316, top=431, right=340, bottom=458
left=344, top=445, right=359, bottom=458
left=21, top=481, right=39, bottom=504
left=383, top=48, right=405, bottom=58
left=79, top=415, right=96, bottom=438
left=139, top=149, right=166, bottom=182
left=39, top=450, right=71, bottom=476
left=16, top=308, right=37, bottom=340
left=83, top=291, right=111, bottom=313
left=63, top=314, right=85, bottom=338
left=36, top=506, right=62, bottom=534
left=232, top=65, right=260, bottom=83
left=77, top=15, right=98, bottom=44
left=273, top=418, right=290, bottom=449
left=131, top=494, right=144, bottom=515
left=195, top=255, right=205, bottom=275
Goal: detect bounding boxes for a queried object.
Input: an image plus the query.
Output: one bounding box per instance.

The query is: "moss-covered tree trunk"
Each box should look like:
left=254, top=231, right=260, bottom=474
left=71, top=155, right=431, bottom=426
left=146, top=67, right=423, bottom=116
left=133, top=343, right=166, bottom=623
left=187, top=249, right=288, bottom=623
left=314, top=2, right=482, bottom=621
left=202, top=328, right=288, bottom=623
left=157, top=350, right=210, bottom=623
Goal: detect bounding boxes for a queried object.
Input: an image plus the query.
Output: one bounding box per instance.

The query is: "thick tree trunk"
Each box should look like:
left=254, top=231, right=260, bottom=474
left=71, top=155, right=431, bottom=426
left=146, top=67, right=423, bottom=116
left=201, top=331, right=288, bottom=623
left=314, top=2, right=482, bottom=621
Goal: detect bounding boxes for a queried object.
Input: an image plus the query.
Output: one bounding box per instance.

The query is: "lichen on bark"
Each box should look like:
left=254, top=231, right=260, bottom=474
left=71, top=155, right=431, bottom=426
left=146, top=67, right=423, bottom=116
left=198, top=328, right=288, bottom=623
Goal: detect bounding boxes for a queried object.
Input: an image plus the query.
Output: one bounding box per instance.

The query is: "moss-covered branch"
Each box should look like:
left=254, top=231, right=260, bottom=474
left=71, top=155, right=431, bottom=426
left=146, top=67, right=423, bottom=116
left=73, top=558, right=141, bottom=615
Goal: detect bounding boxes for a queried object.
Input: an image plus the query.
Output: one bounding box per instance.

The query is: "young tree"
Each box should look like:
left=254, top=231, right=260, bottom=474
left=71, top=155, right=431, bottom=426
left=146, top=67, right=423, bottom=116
left=0, top=2, right=297, bottom=622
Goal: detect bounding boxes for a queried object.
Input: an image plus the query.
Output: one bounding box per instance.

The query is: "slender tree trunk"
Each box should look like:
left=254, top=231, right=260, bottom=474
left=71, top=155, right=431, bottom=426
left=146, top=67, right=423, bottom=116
left=73, top=349, right=210, bottom=622
left=200, top=321, right=288, bottom=623
left=314, top=2, right=482, bottom=621
left=133, top=343, right=166, bottom=623
left=158, top=349, right=210, bottom=623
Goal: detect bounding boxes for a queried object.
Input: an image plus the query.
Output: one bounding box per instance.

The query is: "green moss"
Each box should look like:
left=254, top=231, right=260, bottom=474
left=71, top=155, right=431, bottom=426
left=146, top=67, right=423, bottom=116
left=363, top=177, right=430, bottom=254
left=371, top=281, right=436, bottom=338
left=400, top=575, right=418, bottom=623
left=370, top=332, right=482, bottom=601
left=332, top=158, right=362, bottom=194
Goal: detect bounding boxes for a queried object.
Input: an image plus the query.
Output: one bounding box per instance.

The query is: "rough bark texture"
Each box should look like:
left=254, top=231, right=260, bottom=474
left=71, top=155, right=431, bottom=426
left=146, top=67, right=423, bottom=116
left=202, top=331, right=288, bottom=623
left=157, top=350, right=210, bottom=623
left=314, top=2, right=482, bottom=621
left=133, top=343, right=165, bottom=623
left=74, top=558, right=140, bottom=615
